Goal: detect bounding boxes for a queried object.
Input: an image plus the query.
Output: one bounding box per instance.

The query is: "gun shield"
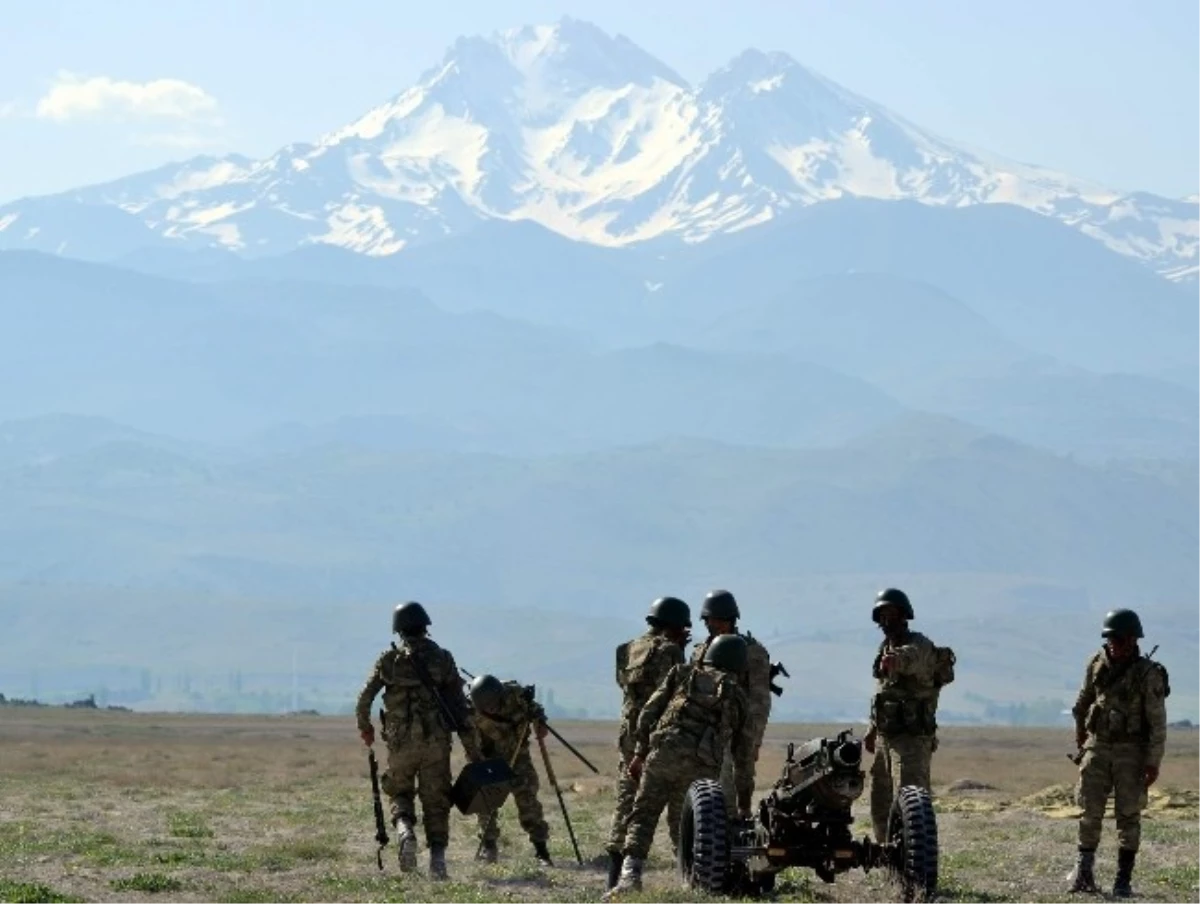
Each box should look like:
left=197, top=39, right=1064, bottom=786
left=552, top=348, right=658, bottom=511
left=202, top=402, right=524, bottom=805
left=450, top=757, right=517, bottom=815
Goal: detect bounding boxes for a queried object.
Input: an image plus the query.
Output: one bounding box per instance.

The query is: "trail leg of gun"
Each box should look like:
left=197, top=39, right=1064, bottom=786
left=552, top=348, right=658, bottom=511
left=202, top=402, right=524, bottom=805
left=536, top=734, right=583, bottom=865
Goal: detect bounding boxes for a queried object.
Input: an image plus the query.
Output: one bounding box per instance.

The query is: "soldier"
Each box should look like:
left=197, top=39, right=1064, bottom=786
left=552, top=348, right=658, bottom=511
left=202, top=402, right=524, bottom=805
left=863, top=588, right=950, bottom=844
left=467, top=673, right=554, bottom=867
left=605, top=596, right=692, bottom=890
left=355, top=601, right=482, bottom=880
left=1068, top=608, right=1169, bottom=898
left=689, top=589, right=773, bottom=798
left=605, top=633, right=755, bottom=898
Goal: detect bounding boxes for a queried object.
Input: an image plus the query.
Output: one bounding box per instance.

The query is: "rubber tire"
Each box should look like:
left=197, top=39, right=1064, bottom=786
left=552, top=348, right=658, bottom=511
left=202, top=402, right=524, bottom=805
left=678, top=778, right=730, bottom=893
left=888, top=785, right=939, bottom=902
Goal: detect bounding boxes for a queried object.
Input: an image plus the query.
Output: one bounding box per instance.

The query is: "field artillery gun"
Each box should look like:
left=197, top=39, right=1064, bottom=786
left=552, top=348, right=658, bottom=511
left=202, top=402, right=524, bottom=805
left=678, top=729, right=938, bottom=902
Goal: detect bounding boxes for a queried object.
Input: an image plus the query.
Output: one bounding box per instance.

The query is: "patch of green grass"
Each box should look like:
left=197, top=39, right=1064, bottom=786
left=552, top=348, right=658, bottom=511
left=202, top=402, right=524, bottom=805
left=109, top=873, right=183, bottom=894
left=0, top=880, right=83, bottom=903
left=933, top=878, right=1017, bottom=903
left=167, top=810, right=214, bottom=839
left=246, top=836, right=345, bottom=871
left=200, top=884, right=299, bottom=904
left=1148, top=862, right=1200, bottom=893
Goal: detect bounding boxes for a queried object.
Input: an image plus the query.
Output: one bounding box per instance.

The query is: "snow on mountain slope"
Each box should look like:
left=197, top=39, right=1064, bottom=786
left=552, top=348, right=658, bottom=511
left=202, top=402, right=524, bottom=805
left=0, top=17, right=1195, bottom=277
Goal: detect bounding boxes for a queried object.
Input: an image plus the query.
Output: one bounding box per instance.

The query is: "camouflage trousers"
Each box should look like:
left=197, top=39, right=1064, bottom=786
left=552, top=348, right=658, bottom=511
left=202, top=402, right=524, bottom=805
left=718, top=738, right=760, bottom=811
left=1076, top=741, right=1148, bottom=851
left=381, top=732, right=453, bottom=847
left=870, top=733, right=934, bottom=842
left=621, top=747, right=713, bottom=860
left=608, top=746, right=682, bottom=856
left=477, top=744, right=549, bottom=843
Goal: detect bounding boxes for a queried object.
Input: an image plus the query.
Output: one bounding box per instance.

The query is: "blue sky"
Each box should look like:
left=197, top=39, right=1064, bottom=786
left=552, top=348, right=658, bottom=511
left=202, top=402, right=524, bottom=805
left=1, top=0, right=1196, bottom=204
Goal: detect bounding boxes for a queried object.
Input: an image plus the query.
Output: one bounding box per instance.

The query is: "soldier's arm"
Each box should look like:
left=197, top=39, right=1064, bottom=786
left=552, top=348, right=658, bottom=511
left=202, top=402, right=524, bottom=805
left=441, top=651, right=483, bottom=760
left=634, top=666, right=679, bottom=757
left=744, top=642, right=773, bottom=744
left=1070, top=657, right=1098, bottom=736
left=355, top=655, right=387, bottom=733
left=1143, top=665, right=1168, bottom=769
left=888, top=637, right=936, bottom=677
left=729, top=691, right=755, bottom=812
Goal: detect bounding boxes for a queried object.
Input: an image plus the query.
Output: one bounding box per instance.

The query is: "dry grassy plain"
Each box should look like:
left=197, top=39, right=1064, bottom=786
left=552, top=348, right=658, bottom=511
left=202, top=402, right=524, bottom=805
left=0, top=710, right=1196, bottom=903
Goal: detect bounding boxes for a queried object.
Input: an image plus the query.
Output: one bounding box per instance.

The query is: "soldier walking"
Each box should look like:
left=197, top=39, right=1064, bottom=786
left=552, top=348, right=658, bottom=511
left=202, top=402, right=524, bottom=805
left=605, top=634, right=754, bottom=898
left=355, top=601, right=482, bottom=880
left=467, top=673, right=554, bottom=867
left=690, top=589, right=773, bottom=798
left=1068, top=608, right=1169, bottom=897
left=605, top=596, right=691, bottom=889
left=863, top=588, right=952, bottom=843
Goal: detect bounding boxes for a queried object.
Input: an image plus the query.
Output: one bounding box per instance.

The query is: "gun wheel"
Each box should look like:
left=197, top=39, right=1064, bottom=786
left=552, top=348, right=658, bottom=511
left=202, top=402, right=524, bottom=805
left=887, top=785, right=939, bottom=902
left=678, top=778, right=729, bottom=893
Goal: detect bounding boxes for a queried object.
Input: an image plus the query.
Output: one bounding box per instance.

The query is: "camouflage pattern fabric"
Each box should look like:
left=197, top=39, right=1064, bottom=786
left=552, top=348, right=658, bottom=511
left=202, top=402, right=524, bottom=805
left=472, top=680, right=550, bottom=844
left=1072, top=649, right=1169, bottom=851
left=869, top=734, right=934, bottom=842
left=355, top=635, right=481, bottom=846
left=606, top=630, right=684, bottom=854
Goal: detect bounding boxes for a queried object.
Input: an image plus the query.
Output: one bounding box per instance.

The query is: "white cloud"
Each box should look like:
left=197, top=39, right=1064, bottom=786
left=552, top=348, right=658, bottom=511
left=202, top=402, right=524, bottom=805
left=0, top=100, right=20, bottom=118
left=35, top=71, right=220, bottom=123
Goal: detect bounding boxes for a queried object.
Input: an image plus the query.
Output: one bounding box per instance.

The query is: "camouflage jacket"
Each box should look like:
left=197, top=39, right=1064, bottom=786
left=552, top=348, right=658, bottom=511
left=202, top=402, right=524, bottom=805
left=635, top=662, right=754, bottom=810
left=868, top=630, right=941, bottom=737
left=473, top=680, right=546, bottom=759
left=355, top=636, right=480, bottom=757
left=691, top=631, right=772, bottom=749
left=615, top=629, right=684, bottom=755
left=1072, top=648, right=1169, bottom=767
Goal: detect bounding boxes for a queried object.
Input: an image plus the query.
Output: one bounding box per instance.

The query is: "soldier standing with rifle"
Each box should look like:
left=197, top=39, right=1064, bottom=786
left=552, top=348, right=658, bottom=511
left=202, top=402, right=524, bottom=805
left=1068, top=608, right=1169, bottom=898
left=467, top=674, right=554, bottom=866
left=863, top=588, right=953, bottom=844
left=605, top=596, right=692, bottom=890
left=690, top=590, right=778, bottom=801
left=355, top=601, right=483, bottom=880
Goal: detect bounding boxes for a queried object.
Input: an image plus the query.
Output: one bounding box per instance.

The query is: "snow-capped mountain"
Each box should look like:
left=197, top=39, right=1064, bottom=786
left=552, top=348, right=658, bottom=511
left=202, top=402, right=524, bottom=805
left=1, top=17, right=1196, bottom=278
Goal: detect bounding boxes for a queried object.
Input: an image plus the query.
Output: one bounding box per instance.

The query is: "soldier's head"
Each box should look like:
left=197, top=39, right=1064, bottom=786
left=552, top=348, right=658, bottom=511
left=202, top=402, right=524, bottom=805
left=468, top=674, right=504, bottom=714
left=702, top=633, right=748, bottom=674
left=700, top=589, right=739, bottom=637
left=1101, top=608, right=1143, bottom=661
left=646, top=596, right=692, bottom=645
left=392, top=601, right=431, bottom=638
left=872, top=588, right=913, bottom=639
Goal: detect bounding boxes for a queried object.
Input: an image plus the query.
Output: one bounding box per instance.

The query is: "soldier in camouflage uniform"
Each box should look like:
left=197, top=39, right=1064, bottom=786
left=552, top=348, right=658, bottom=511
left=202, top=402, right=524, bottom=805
left=863, top=588, right=950, bottom=843
left=1068, top=608, right=1169, bottom=898
left=605, top=634, right=754, bottom=899
left=467, top=673, right=554, bottom=867
left=605, top=596, right=692, bottom=890
left=689, top=589, right=773, bottom=802
left=356, top=601, right=482, bottom=880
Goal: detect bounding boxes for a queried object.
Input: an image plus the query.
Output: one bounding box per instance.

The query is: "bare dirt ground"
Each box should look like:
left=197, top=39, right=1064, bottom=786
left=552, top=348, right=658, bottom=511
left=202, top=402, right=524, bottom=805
left=0, top=710, right=1196, bottom=903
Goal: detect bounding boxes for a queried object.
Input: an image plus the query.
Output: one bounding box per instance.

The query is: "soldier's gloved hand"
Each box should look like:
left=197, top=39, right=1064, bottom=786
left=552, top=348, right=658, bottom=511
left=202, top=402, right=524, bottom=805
left=535, top=721, right=548, bottom=741
left=879, top=653, right=898, bottom=675
left=863, top=727, right=877, bottom=754
left=1075, top=728, right=1087, bottom=751
left=1144, top=765, right=1160, bottom=788
left=360, top=727, right=375, bottom=747
left=628, top=755, right=645, bottom=782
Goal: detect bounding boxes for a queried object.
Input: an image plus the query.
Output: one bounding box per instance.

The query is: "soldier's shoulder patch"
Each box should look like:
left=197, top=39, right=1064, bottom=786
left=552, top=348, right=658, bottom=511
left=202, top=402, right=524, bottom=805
left=1146, top=661, right=1171, bottom=698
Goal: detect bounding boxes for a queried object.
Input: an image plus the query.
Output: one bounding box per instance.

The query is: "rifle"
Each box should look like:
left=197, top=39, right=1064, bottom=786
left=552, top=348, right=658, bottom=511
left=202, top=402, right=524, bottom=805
left=536, top=731, right=583, bottom=865
left=769, top=660, right=790, bottom=697
left=461, top=668, right=600, bottom=775
left=367, top=746, right=389, bottom=869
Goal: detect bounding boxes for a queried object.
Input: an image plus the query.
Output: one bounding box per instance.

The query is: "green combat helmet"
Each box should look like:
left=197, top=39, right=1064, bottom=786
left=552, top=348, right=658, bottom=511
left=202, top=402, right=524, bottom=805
left=872, top=588, right=914, bottom=622
left=701, top=589, right=740, bottom=621
left=703, top=634, right=748, bottom=673
left=392, top=601, right=432, bottom=634
left=1101, top=608, right=1144, bottom=639
left=647, top=596, right=692, bottom=629
left=468, top=674, right=504, bottom=713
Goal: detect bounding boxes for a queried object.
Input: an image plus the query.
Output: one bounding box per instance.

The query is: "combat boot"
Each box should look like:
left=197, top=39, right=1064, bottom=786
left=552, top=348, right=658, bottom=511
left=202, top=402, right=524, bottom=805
left=1068, top=847, right=1098, bottom=893
left=1112, top=849, right=1136, bottom=898
left=429, top=844, right=449, bottom=880
left=602, top=856, right=643, bottom=900
left=477, top=839, right=498, bottom=863
left=393, top=816, right=418, bottom=873
left=605, top=851, right=623, bottom=891
left=532, top=839, right=553, bottom=867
